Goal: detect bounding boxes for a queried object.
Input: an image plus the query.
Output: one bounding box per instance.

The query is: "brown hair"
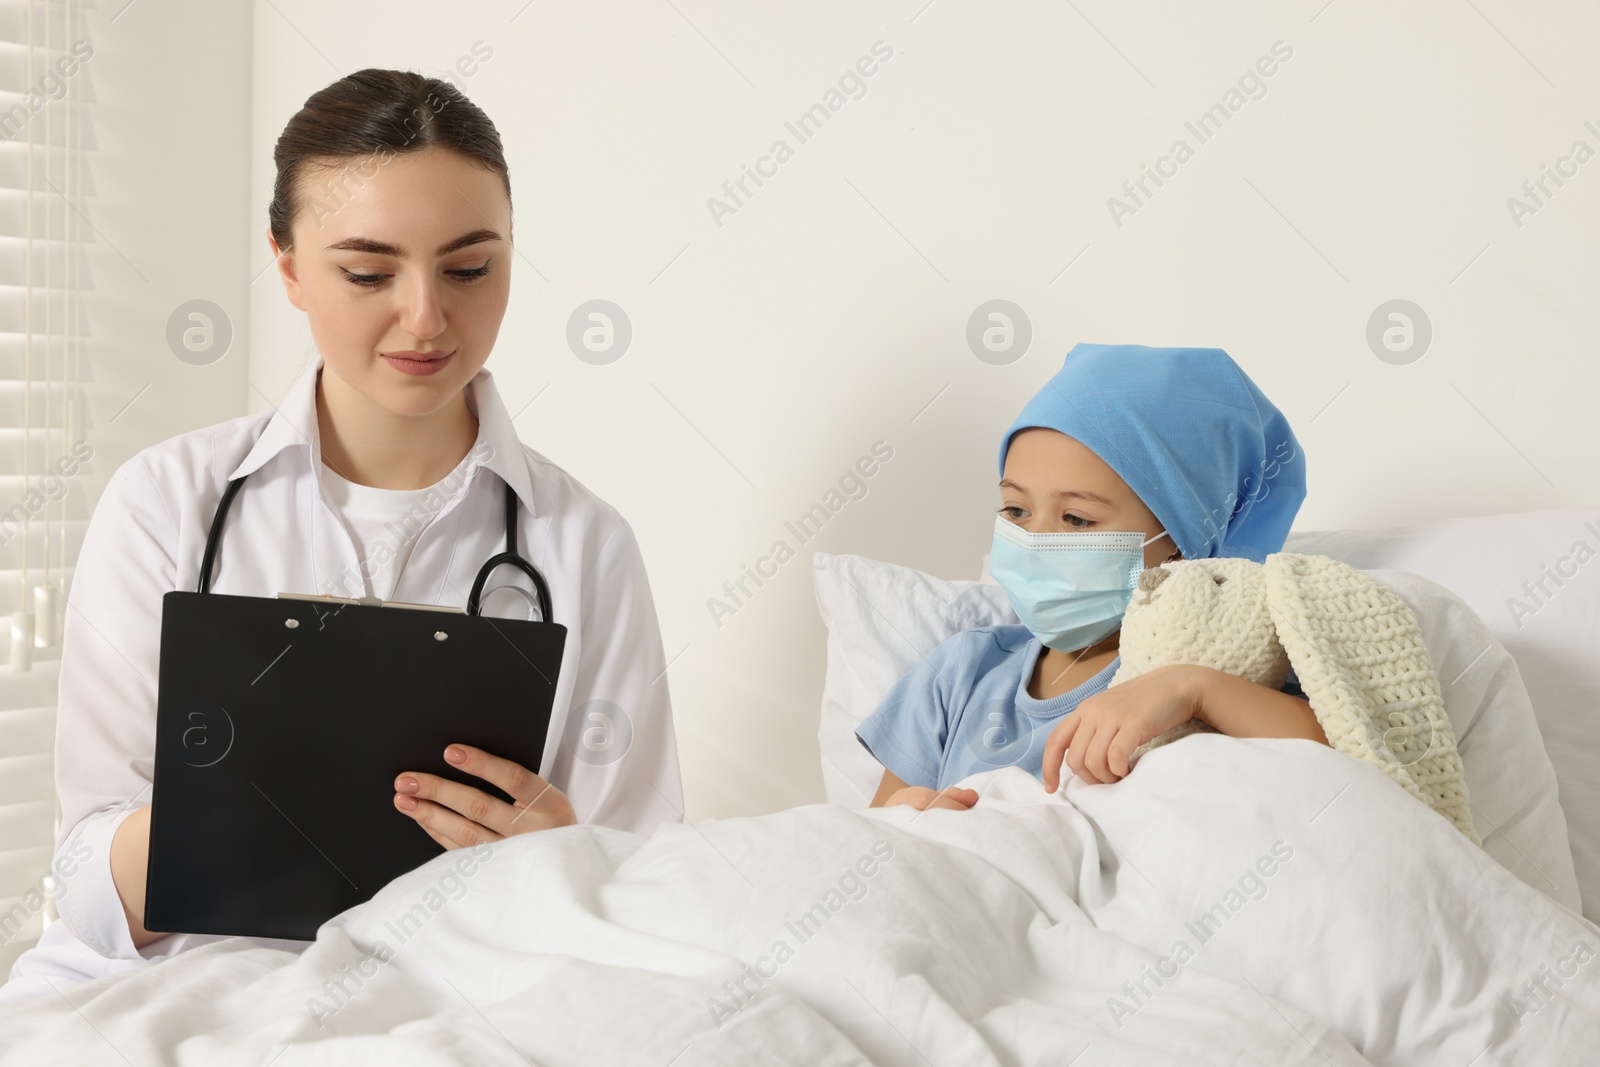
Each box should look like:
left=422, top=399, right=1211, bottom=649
left=268, top=68, right=510, bottom=253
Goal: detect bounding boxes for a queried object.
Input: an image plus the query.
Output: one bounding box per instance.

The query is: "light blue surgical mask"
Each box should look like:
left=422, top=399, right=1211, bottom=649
left=988, top=514, right=1170, bottom=652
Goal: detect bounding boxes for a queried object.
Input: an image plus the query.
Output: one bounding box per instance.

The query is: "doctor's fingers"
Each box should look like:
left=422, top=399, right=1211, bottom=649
left=440, top=744, right=572, bottom=821
left=395, top=771, right=540, bottom=838
left=397, top=767, right=572, bottom=838
left=418, top=821, right=470, bottom=852
left=441, top=742, right=578, bottom=834
left=397, top=793, right=506, bottom=850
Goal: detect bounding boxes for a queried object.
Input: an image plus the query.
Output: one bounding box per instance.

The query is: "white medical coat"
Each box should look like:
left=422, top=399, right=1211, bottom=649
left=0, top=354, right=683, bottom=999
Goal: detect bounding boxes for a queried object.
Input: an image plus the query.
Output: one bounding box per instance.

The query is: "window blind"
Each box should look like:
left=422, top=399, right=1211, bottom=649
left=0, top=0, right=94, bottom=977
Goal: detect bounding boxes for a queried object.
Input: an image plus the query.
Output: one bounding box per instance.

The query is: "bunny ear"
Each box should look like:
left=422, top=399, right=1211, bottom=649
left=1264, top=552, right=1479, bottom=845
left=1137, top=566, right=1171, bottom=592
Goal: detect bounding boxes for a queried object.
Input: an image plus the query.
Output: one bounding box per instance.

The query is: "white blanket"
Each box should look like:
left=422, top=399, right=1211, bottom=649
left=3, top=736, right=1596, bottom=1065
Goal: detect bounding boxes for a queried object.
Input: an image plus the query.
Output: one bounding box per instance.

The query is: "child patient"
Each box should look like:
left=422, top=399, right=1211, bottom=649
left=858, top=344, right=1329, bottom=811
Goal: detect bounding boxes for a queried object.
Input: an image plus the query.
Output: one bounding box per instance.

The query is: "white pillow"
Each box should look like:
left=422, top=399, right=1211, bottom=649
left=811, top=552, right=1015, bottom=808
left=811, top=551, right=1583, bottom=916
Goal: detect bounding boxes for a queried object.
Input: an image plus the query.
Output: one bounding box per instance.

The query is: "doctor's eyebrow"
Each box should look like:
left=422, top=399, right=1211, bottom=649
left=323, top=228, right=503, bottom=258
left=998, top=479, right=1114, bottom=507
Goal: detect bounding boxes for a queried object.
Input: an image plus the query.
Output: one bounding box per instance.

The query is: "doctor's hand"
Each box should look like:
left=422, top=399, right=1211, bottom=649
left=394, top=743, right=576, bottom=849
left=1042, top=664, right=1203, bottom=790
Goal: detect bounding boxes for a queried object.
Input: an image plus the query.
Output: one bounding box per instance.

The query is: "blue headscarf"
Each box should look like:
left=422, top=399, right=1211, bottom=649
left=997, top=344, right=1306, bottom=564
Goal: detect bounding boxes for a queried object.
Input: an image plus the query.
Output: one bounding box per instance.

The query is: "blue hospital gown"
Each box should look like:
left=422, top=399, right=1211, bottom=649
left=855, top=624, right=1306, bottom=792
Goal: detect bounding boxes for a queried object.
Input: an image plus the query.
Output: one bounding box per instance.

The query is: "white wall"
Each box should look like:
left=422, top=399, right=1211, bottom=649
left=240, top=0, right=1600, bottom=820
left=84, top=2, right=253, bottom=489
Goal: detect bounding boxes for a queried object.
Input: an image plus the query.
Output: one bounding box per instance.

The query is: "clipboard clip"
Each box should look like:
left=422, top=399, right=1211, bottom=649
left=276, top=592, right=467, bottom=615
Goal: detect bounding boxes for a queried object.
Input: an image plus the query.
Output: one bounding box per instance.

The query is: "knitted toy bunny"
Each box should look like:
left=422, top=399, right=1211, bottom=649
left=1110, top=554, right=1479, bottom=844
left=1113, top=558, right=1288, bottom=761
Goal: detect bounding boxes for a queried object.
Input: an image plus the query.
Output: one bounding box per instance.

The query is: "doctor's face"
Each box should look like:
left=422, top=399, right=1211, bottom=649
left=269, top=145, right=513, bottom=417
left=999, top=428, right=1179, bottom=571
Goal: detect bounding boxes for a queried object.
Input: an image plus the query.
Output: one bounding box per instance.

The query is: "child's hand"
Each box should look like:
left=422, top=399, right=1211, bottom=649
left=1042, top=664, right=1204, bottom=790
left=884, top=786, right=979, bottom=811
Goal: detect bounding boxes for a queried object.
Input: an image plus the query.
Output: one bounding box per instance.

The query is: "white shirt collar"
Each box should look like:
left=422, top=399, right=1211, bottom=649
left=226, top=354, right=537, bottom=517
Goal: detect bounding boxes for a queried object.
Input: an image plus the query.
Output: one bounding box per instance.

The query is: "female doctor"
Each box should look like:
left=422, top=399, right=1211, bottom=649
left=1, top=68, right=683, bottom=998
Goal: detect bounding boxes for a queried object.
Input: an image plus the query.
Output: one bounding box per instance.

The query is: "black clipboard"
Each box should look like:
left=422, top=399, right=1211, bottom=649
left=145, top=590, right=567, bottom=941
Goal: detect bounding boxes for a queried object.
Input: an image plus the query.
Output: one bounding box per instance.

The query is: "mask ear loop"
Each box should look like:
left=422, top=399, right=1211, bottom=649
left=1140, top=529, right=1181, bottom=564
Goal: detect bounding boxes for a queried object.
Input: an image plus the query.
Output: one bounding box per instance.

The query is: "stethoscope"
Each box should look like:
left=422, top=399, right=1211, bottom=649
left=196, top=472, right=553, bottom=622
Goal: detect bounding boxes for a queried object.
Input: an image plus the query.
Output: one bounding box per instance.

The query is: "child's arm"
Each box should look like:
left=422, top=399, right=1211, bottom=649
left=869, top=768, right=978, bottom=811
left=1043, top=664, right=1329, bottom=790
left=1190, top=667, right=1328, bottom=746
left=870, top=768, right=910, bottom=806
